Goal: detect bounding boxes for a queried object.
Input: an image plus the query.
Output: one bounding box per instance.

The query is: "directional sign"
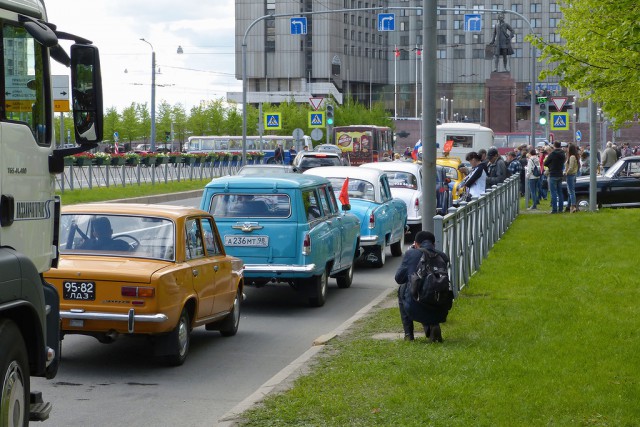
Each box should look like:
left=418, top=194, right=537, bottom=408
left=377, top=13, right=395, bottom=31
left=551, top=96, right=568, bottom=111
left=576, top=130, right=582, bottom=142
left=53, top=75, right=70, bottom=112
left=290, top=17, right=307, bottom=35
left=464, top=14, right=482, bottom=32
left=550, top=112, right=570, bottom=131
left=264, top=113, right=282, bottom=130
left=309, top=112, right=325, bottom=129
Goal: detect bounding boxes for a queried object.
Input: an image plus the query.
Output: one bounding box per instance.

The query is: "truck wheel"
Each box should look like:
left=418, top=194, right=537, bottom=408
left=390, top=232, right=405, bottom=257
left=308, top=269, right=328, bottom=307
left=164, top=309, right=190, bottom=366
left=336, top=262, right=354, bottom=289
left=0, top=319, right=29, bottom=427
left=217, top=288, right=242, bottom=337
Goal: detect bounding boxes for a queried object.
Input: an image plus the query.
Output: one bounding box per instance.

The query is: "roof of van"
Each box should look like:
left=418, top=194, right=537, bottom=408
left=204, top=173, right=330, bottom=190
left=437, top=123, right=493, bottom=132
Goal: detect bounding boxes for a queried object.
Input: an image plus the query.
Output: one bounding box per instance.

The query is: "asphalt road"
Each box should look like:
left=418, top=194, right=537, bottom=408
left=33, top=196, right=403, bottom=426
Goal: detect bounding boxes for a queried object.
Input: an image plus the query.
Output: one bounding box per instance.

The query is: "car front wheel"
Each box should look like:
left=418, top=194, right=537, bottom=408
left=218, top=288, right=242, bottom=337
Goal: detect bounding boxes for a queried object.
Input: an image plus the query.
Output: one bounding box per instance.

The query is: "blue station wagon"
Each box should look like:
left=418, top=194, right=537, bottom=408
left=200, top=174, right=361, bottom=307
left=304, top=166, right=408, bottom=268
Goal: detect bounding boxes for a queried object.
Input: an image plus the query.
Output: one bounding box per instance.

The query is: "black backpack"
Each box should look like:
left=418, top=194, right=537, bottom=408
left=409, top=248, right=453, bottom=310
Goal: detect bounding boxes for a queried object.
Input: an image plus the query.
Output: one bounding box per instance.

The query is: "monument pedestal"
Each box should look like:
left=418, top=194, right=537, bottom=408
left=485, top=72, right=516, bottom=133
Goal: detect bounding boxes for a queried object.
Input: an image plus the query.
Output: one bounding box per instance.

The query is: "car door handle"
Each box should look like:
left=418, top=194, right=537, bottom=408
left=192, top=269, right=199, bottom=277
left=213, top=265, right=219, bottom=272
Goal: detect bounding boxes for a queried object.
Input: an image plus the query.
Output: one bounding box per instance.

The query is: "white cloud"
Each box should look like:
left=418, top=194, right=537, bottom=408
left=46, top=0, right=240, bottom=112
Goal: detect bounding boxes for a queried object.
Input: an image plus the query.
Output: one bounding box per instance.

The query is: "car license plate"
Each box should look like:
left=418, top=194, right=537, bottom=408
left=63, top=281, right=96, bottom=301
left=224, top=235, right=269, bottom=247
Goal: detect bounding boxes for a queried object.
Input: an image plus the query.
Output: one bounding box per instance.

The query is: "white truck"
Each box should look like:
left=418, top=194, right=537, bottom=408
left=0, top=1, right=103, bottom=424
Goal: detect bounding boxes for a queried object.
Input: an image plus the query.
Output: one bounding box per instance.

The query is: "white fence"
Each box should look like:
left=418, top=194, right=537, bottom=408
left=434, top=176, right=520, bottom=297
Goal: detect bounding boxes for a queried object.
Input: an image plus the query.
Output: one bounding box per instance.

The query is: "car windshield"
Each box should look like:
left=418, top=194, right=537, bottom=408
left=60, top=214, right=175, bottom=260
left=385, top=171, right=418, bottom=189
left=326, top=177, right=376, bottom=202
left=209, top=194, right=291, bottom=218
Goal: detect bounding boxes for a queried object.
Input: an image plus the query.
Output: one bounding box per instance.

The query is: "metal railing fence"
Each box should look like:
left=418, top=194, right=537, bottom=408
left=434, top=176, right=520, bottom=297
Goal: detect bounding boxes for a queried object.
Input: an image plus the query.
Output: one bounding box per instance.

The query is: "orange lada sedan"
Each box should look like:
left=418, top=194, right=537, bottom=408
left=44, top=203, right=244, bottom=366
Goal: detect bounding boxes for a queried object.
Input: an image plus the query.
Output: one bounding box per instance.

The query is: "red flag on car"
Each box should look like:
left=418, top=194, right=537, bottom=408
left=339, top=177, right=350, bottom=209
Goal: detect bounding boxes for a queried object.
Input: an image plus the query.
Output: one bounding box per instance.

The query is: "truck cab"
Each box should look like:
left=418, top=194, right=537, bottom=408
left=0, top=1, right=103, bottom=424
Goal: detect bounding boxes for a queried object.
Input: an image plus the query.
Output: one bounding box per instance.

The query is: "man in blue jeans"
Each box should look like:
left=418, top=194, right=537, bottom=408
left=544, top=141, right=566, bottom=213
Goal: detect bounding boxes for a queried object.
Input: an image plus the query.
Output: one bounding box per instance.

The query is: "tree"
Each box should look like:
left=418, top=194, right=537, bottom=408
left=529, top=0, right=640, bottom=126
left=120, top=103, right=139, bottom=144
left=103, top=107, right=121, bottom=144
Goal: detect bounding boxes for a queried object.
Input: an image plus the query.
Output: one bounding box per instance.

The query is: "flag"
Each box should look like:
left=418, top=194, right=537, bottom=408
left=411, top=139, right=422, bottom=160
left=114, top=142, right=119, bottom=154
left=339, top=177, right=350, bottom=209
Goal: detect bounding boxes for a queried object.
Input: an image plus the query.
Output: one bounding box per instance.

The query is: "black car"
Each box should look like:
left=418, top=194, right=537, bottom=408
left=562, top=156, right=640, bottom=209
left=292, top=151, right=344, bottom=173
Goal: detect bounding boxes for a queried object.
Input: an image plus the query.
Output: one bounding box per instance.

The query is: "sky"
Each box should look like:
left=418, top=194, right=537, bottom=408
left=46, top=0, right=241, bottom=113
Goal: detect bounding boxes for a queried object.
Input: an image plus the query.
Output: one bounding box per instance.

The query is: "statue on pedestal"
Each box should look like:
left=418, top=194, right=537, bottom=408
left=489, top=13, right=515, bottom=73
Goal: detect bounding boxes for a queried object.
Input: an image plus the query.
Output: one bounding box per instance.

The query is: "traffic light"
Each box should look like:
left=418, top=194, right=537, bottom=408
left=537, top=96, right=548, bottom=104
left=165, top=131, right=171, bottom=142
left=326, top=104, right=334, bottom=126
left=538, top=103, right=547, bottom=126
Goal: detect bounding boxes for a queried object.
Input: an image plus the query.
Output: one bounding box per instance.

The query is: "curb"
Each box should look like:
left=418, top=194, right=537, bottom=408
left=217, top=285, right=397, bottom=426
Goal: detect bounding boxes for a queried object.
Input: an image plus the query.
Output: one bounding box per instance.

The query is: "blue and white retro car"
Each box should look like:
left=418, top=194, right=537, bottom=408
left=200, top=174, right=361, bottom=307
left=304, top=166, right=408, bottom=268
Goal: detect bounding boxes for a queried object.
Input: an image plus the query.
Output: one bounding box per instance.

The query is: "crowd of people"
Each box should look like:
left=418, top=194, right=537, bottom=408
left=456, top=140, right=635, bottom=214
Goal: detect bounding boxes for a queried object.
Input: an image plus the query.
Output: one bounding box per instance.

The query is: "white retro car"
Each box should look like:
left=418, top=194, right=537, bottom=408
left=360, top=161, right=452, bottom=236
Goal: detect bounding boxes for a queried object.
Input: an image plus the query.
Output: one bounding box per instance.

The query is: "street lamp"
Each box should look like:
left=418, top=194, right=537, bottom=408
left=140, top=38, right=156, bottom=152
left=479, top=99, right=483, bottom=124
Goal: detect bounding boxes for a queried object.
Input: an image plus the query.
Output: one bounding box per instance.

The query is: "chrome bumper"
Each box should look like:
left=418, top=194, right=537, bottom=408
left=244, top=263, right=316, bottom=273
left=61, top=309, right=168, bottom=333
left=360, top=235, right=379, bottom=246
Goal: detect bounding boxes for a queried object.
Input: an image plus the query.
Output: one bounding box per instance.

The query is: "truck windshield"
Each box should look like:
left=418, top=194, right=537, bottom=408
left=2, top=22, right=49, bottom=146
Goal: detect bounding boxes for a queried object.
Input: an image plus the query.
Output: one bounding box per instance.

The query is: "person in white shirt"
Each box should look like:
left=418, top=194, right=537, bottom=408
left=459, top=151, right=487, bottom=200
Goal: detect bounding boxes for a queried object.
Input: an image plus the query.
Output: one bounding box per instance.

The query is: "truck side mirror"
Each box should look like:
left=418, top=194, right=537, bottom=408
left=71, top=44, right=103, bottom=144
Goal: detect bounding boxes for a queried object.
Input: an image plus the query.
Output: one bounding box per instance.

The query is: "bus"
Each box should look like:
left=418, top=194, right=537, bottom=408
left=437, top=123, right=494, bottom=160
left=332, top=125, right=394, bottom=166
left=185, top=135, right=312, bottom=164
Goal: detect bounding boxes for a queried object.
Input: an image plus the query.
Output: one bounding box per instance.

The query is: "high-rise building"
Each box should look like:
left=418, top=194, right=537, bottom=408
left=231, top=0, right=564, bottom=125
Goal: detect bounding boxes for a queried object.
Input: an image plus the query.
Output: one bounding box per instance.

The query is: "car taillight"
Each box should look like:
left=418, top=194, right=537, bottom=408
left=122, top=287, right=155, bottom=298
left=414, top=199, right=420, bottom=210
left=369, top=213, right=375, bottom=229
left=302, top=233, right=311, bottom=255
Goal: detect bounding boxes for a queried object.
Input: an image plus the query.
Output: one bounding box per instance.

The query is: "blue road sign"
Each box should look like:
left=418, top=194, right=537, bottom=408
left=464, top=14, right=482, bottom=32
left=576, top=130, right=582, bottom=142
left=290, top=17, right=307, bottom=35
left=264, top=113, right=282, bottom=130
left=377, top=13, right=395, bottom=31
left=550, top=112, right=569, bottom=130
left=309, top=112, right=324, bottom=128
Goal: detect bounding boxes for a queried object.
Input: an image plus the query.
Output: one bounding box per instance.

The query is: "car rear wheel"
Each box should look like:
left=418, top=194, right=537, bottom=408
left=0, top=319, right=29, bottom=427
left=371, top=244, right=386, bottom=268
left=308, top=269, right=328, bottom=307
left=164, top=309, right=190, bottom=366
left=390, top=232, right=405, bottom=257
left=336, top=261, right=354, bottom=289
left=217, top=288, right=242, bottom=337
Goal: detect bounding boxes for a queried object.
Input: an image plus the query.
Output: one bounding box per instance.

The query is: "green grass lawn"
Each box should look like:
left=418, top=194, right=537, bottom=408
left=56, top=179, right=210, bottom=205
left=240, top=207, right=640, bottom=426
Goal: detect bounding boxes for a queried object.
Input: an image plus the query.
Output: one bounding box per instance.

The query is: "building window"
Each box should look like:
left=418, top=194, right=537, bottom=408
left=513, top=48, right=523, bottom=58
left=365, top=33, right=369, bottom=42
left=453, top=49, right=465, bottom=59
left=491, top=4, right=504, bottom=11
left=400, top=35, right=409, bottom=45
left=344, top=29, right=348, bottom=39
left=550, top=2, right=560, bottom=13
left=453, top=34, right=465, bottom=44
left=549, top=33, right=561, bottom=43
left=416, top=34, right=422, bottom=45
left=472, top=5, right=485, bottom=11
left=400, top=21, right=408, bottom=31
left=531, top=18, right=541, bottom=28
left=513, top=19, right=523, bottom=28
left=472, top=33, right=484, bottom=44
left=550, top=18, right=560, bottom=27
left=453, top=5, right=464, bottom=14
left=472, top=48, right=484, bottom=59
left=437, top=20, right=447, bottom=30
left=530, top=3, right=542, bottom=13
left=511, top=3, right=522, bottom=13
left=437, top=34, right=447, bottom=45
left=437, top=49, right=447, bottom=59
left=358, top=16, right=362, bottom=26
left=453, top=19, right=463, bottom=30
left=344, top=44, right=348, bottom=55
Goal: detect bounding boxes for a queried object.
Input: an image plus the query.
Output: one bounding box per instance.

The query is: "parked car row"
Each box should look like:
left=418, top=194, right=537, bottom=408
left=44, top=157, right=457, bottom=366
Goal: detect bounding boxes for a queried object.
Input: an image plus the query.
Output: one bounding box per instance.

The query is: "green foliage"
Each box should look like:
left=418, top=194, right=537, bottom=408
left=529, top=0, right=640, bottom=126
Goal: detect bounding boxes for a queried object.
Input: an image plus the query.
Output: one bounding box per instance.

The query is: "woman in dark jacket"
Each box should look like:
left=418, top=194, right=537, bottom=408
left=395, top=231, right=451, bottom=342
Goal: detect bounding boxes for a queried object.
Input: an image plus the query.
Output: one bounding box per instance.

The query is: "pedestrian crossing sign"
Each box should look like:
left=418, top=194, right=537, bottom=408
left=264, top=113, right=282, bottom=130
left=308, top=112, right=325, bottom=128
left=550, top=112, right=569, bottom=130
